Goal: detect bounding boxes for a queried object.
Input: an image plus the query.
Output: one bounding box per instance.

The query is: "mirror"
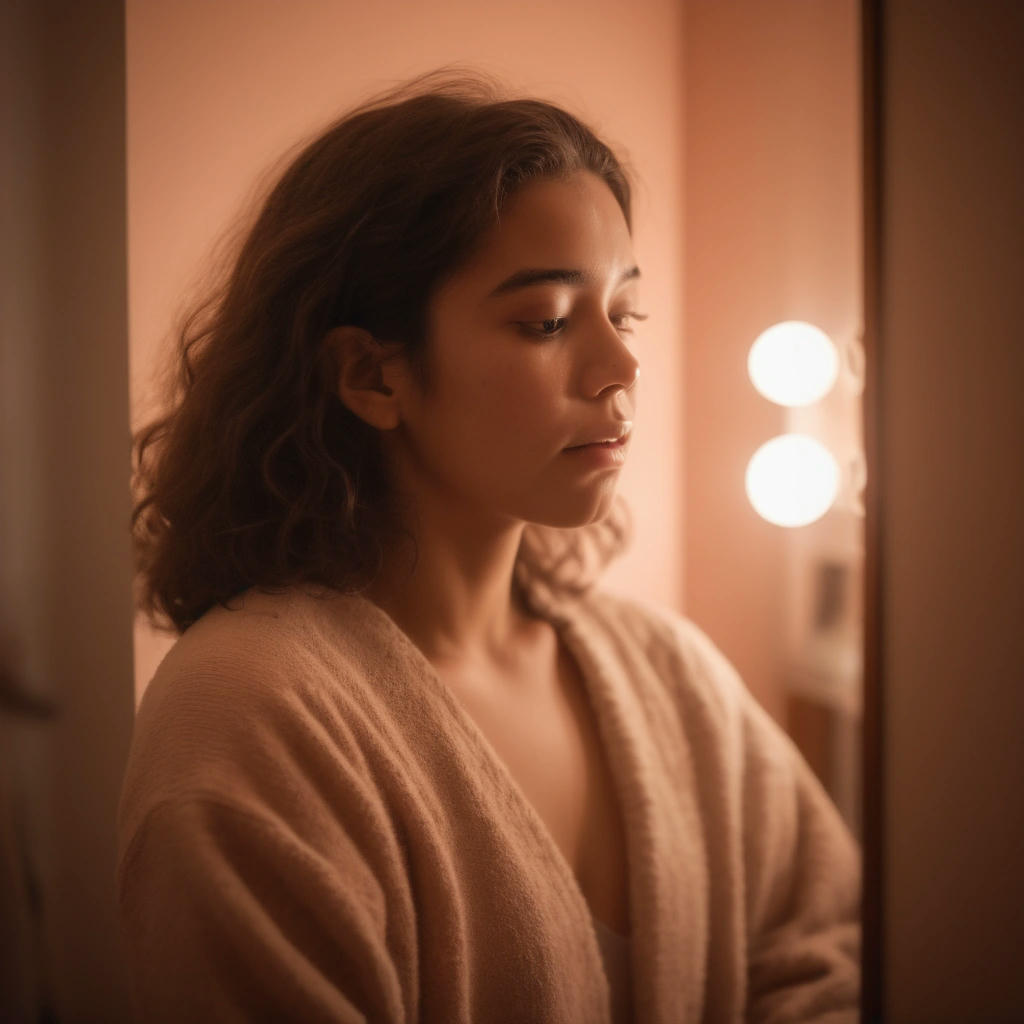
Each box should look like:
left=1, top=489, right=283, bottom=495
left=2, top=0, right=867, bottom=1017
left=680, top=2, right=864, bottom=845
left=128, top=9, right=864, bottom=852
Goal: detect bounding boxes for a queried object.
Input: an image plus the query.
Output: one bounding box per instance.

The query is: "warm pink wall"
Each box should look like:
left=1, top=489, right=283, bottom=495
left=126, top=0, right=687, bottom=694
left=684, top=0, right=861, bottom=721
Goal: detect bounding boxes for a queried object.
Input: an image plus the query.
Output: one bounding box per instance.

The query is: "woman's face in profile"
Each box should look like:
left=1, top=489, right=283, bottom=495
left=384, top=170, right=644, bottom=531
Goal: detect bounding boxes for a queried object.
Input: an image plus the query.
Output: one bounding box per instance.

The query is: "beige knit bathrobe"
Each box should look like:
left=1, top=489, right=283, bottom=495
left=117, top=507, right=861, bottom=1022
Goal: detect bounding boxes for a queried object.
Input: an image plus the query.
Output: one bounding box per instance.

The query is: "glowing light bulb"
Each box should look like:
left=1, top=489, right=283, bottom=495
left=745, top=434, right=840, bottom=527
left=747, top=321, right=839, bottom=406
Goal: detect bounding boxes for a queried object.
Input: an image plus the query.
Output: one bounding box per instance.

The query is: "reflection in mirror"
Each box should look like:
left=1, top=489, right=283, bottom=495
left=743, top=319, right=864, bottom=839
left=116, top=2, right=862, bottom=1022
left=778, top=321, right=865, bottom=841
left=0, top=0, right=867, bottom=1019
left=683, top=0, right=863, bottom=848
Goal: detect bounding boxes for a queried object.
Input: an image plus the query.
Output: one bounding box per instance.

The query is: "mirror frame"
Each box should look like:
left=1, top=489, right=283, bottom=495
left=861, top=0, right=882, bottom=1017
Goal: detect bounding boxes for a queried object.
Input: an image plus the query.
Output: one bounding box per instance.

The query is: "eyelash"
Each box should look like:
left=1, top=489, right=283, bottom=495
left=518, top=311, right=649, bottom=339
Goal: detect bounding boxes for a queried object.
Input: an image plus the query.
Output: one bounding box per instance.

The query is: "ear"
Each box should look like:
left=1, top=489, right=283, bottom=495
left=326, top=326, right=408, bottom=431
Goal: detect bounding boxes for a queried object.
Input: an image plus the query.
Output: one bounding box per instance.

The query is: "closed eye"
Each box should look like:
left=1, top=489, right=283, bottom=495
left=517, top=312, right=649, bottom=339
left=612, top=311, right=649, bottom=331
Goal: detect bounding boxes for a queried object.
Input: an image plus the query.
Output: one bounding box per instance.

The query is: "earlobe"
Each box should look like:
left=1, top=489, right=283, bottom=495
left=327, top=326, right=405, bottom=431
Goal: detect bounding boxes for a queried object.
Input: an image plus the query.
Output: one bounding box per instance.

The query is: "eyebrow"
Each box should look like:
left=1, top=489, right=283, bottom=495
left=486, top=264, right=641, bottom=298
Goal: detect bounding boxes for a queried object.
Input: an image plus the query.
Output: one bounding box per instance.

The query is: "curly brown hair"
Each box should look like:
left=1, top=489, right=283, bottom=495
left=132, top=66, right=636, bottom=633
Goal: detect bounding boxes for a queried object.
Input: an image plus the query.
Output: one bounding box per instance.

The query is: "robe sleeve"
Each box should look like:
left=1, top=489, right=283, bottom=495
left=664, top=613, right=861, bottom=1022
left=115, top=617, right=414, bottom=1024
left=712, top=640, right=861, bottom=1021
left=739, top=683, right=861, bottom=1023
left=117, top=794, right=406, bottom=1023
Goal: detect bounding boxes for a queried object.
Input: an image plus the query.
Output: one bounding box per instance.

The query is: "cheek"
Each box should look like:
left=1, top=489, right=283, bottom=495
left=482, top=367, right=565, bottom=452
left=447, top=352, right=565, bottom=441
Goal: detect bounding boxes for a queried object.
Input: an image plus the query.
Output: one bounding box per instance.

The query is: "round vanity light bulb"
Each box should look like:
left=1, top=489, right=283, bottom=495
left=745, top=434, right=840, bottom=527
left=747, top=321, right=839, bottom=406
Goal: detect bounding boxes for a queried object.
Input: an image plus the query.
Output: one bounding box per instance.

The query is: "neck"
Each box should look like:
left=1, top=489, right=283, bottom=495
left=362, top=500, right=536, bottom=672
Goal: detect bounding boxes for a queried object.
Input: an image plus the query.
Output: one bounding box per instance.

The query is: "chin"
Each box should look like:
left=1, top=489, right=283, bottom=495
left=521, top=484, right=619, bottom=530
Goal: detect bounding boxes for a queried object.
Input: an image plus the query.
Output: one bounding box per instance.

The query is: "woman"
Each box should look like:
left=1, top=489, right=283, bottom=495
left=118, top=68, right=860, bottom=1023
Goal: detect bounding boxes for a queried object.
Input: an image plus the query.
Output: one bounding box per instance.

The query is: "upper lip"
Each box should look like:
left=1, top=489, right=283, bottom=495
left=566, top=423, right=633, bottom=448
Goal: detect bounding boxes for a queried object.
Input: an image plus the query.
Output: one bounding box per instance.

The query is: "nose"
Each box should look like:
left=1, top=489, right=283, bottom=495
left=581, top=318, right=641, bottom=400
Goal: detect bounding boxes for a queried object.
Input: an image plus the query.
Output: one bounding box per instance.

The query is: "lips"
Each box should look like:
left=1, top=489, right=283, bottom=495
left=566, top=438, right=628, bottom=451
left=565, top=424, right=632, bottom=450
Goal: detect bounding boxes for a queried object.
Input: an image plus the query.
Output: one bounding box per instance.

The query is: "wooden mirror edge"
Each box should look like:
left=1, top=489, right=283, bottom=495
left=860, top=0, right=883, bottom=1019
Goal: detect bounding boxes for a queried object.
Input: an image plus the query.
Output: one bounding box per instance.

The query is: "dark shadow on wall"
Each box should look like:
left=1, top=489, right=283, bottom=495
left=1, top=0, right=135, bottom=1019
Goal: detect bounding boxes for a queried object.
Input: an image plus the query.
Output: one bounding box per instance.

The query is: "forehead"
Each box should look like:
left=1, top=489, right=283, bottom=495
left=446, top=171, right=637, bottom=299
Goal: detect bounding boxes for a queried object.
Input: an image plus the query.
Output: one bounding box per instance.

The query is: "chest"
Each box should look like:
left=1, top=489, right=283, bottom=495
left=442, top=640, right=632, bottom=936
